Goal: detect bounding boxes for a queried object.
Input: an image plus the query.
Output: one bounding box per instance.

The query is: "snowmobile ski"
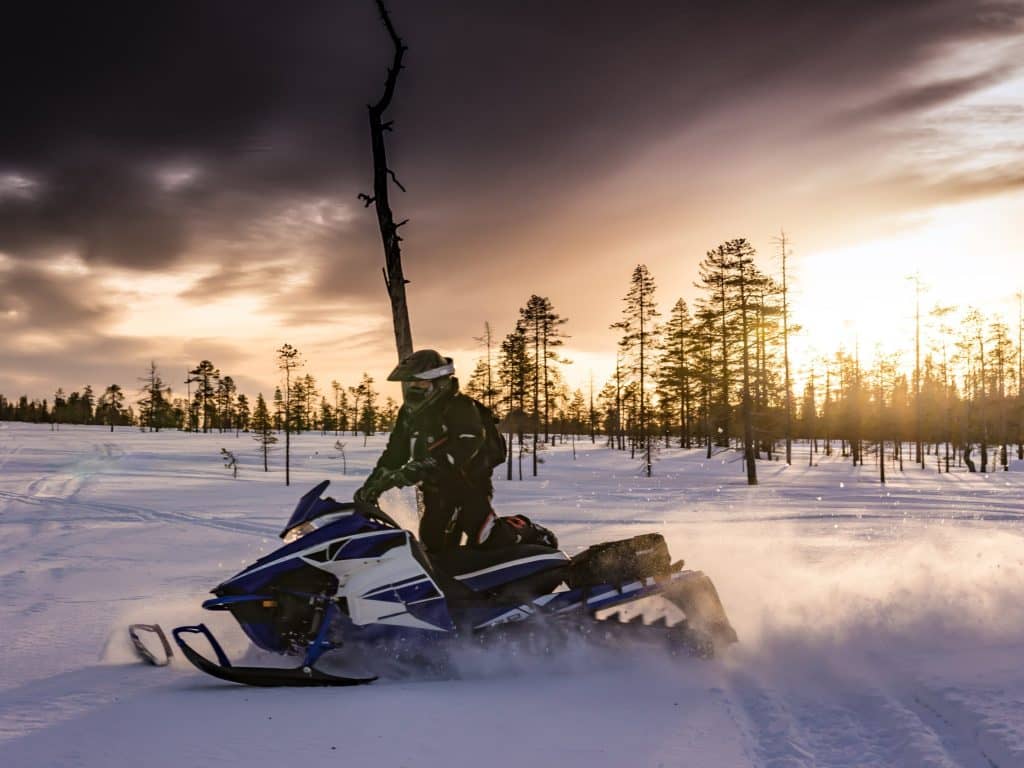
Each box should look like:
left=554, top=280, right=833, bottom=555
left=129, top=623, right=173, bottom=666
left=172, top=624, right=376, bottom=687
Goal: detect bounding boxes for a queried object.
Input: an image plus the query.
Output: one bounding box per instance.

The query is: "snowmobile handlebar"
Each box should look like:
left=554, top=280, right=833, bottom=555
left=354, top=499, right=402, bottom=530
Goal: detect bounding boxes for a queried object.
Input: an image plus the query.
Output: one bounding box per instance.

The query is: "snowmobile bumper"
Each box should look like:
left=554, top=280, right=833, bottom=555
left=129, top=623, right=174, bottom=666
left=172, top=624, right=377, bottom=688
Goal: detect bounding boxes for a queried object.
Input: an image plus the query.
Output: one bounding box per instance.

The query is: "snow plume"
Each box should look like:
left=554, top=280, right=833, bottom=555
left=673, top=522, right=1024, bottom=658
left=378, top=487, right=422, bottom=534
left=100, top=597, right=249, bottom=667
left=445, top=620, right=620, bottom=683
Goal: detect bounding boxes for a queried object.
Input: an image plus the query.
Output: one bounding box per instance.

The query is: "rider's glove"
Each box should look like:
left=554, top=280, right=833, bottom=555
left=391, top=458, right=438, bottom=488
left=352, top=484, right=378, bottom=506
left=354, top=468, right=393, bottom=505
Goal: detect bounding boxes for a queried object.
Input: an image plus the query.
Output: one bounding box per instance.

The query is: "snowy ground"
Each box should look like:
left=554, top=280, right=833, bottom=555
left=2, top=422, right=1023, bottom=767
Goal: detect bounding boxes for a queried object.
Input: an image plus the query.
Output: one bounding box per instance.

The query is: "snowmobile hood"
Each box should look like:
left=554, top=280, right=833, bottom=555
left=280, top=480, right=354, bottom=539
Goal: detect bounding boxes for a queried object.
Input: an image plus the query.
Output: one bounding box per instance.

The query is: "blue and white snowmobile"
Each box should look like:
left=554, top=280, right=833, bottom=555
left=168, top=480, right=737, bottom=686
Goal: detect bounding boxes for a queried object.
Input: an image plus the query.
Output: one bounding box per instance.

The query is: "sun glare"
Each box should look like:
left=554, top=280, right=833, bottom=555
left=789, top=191, right=1024, bottom=378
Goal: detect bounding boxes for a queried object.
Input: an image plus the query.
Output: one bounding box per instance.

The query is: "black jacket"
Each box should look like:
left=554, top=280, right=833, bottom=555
left=373, top=382, right=491, bottom=488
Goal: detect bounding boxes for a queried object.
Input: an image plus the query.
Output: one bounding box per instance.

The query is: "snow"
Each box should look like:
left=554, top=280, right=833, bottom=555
left=2, top=422, right=1023, bottom=767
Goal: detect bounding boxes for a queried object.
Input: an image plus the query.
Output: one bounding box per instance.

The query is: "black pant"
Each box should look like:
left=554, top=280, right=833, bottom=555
left=419, top=478, right=495, bottom=554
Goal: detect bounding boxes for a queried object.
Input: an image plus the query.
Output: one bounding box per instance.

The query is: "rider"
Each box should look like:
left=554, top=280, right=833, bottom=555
left=354, top=349, right=507, bottom=554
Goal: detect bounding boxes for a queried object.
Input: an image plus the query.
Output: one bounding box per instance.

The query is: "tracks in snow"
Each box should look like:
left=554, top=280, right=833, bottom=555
left=0, top=488, right=275, bottom=538
left=0, top=440, right=274, bottom=538
left=724, top=655, right=1007, bottom=768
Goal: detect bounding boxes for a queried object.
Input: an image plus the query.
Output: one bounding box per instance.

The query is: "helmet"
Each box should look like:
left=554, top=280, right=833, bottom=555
left=387, top=349, right=455, bottom=414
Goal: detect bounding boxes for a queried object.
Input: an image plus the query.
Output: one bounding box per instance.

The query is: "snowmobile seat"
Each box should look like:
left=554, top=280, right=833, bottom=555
left=435, top=545, right=571, bottom=595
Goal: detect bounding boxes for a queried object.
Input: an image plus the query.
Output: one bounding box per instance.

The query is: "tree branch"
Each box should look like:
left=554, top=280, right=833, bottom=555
left=386, top=168, right=406, bottom=193
left=369, top=0, right=408, bottom=119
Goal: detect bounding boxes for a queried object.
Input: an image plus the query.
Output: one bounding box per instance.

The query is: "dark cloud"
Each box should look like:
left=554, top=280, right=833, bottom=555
left=4, top=1, right=1020, bottom=270
left=0, top=153, right=193, bottom=268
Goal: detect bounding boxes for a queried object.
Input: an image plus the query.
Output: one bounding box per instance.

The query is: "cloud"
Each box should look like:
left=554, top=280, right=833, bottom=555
left=0, top=173, right=39, bottom=201
left=836, top=68, right=1015, bottom=124
left=927, top=166, right=1024, bottom=201
left=0, top=260, right=113, bottom=333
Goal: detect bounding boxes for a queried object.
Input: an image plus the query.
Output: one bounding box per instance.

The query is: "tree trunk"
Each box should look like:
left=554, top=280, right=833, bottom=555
left=739, top=279, right=757, bottom=485
left=366, top=1, right=414, bottom=361
left=964, top=444, right=976, bottom=472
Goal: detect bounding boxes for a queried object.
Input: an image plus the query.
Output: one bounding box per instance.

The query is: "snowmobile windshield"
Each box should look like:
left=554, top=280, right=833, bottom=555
left=280, top=480, right=354, bottom=539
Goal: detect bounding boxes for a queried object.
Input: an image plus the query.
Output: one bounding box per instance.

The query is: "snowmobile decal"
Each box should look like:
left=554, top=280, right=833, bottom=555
left=454, top=552, right=570, bottom=592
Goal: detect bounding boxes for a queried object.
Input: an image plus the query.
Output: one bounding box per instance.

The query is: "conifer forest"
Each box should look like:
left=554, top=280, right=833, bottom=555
left=5, top=236, right=1021, bottom=486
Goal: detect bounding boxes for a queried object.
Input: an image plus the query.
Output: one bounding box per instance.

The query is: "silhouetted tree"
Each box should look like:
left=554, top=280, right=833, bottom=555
left=277, top=344, right=302, bottom=486
left=612, top=265, right=659, bottom=476
left=188, top=360, right=219, bottom=433
left=138, top=362, right=171, bottom=432
left=97, top=384, right=127, bottom=431
left=251, top=393, right=276, bottom=472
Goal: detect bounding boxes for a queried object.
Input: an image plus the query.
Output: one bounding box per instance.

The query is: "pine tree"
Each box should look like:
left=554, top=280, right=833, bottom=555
left=302, top=374, right=318, bottom=432
left=694, top=245, right=736, bottom=446
left=331, top=380, right=344, bottom=436
left=188, top=360, right=219, bottom=433
left=519, top=295, right=569, bottom=473
left=989, top=319, right=1014, bottom=471
left=498, top=325, right=530, bottom=480
left=775, top=230, right=795, bottom=465
left=319, top=397, right=334, bottom=436
left=81, top=384, right=95, bottom=425
left=466, top=357, right=497, bottom=405
left=97, top=384, right=126, bottom=432
left=235, top=393, right=250, bottom=435
left=379, top=397, right=399, bottom=432
left=215, top=375, right=237, bottom=433
left=357, top=373, right=377, bottom=443
left=567, top=389, right=586, bottom=459
left=290, top=377, right=307, bottom=432
left=273, top=387, right=284, bottom=431
left=612, top=265, right=660, bottom=476
left=251, top=393, right=277, bottom=472
left=472, top=322, right=500, bottom=409
left=658, top=298, right=695, bottom=448
left=138, top=362, right=171, bottom=432
left=52, top=387, right=66, bottom=430
left=277, top=344, right=302, bottom=486
left=725, top=238, right=759, bottom=485
left=347, top=383, right=362, bottom=437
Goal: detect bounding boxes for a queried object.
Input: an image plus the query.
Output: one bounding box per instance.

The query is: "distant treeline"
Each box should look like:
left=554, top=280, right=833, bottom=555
left=1, top=359, right=398, bottom=438
left=5, top=236, right=1022, bottom=484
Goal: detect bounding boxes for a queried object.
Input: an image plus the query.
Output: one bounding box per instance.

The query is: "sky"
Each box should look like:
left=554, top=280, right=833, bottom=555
left=1, top=0, right=1023, bottom=404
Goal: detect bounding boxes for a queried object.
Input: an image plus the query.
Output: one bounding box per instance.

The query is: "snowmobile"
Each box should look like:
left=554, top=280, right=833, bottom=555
left=164, top=480, right=736, bottom=686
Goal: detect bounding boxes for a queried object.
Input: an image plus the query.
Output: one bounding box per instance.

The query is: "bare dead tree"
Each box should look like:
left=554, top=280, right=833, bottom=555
left=362, top=0, right=413, bottom=360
